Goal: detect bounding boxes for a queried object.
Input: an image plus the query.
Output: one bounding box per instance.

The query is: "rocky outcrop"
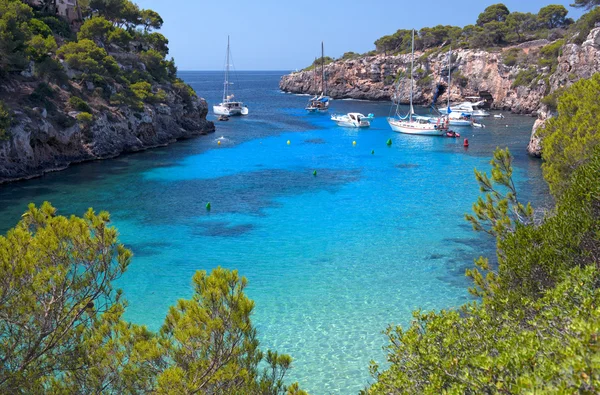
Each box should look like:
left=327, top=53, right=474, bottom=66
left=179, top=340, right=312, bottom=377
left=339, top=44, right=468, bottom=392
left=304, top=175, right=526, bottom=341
left=282, top=28, right=600, bottom=157
left=526, top=27, right=600, bottom=157
left=281, top=45, right=549, bottom=114
left=0, top=82, right=214, bottom=183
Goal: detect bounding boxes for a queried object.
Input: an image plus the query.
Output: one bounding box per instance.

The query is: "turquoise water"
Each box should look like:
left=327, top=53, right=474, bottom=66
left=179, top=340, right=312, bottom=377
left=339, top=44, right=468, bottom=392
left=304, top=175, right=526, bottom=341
left=0, top=71, right=549, bottom=394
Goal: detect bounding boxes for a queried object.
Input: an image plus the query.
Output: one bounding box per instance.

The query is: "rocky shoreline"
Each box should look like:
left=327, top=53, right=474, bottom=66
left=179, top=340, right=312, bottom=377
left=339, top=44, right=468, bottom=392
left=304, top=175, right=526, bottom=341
left=281, top=28, right=600, bottom=157
left=0, top=83, right=214, bottom=184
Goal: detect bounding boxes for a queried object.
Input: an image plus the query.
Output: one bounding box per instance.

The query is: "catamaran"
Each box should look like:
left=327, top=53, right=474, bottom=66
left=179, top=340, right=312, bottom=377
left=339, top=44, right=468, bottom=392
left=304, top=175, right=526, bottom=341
left=306, top=42, right=330, bottom=113
left=213, top=36, right=248, bottom=117
left=387, top=30, right=448, bottom=136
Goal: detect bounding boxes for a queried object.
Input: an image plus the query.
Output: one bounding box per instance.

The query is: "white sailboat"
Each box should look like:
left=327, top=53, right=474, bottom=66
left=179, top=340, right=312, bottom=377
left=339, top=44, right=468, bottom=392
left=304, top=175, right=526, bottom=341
left=306, top=42, right=330, bottom=113
left=213, top=36, right=248, bottom=117
left=387, top=30, right=447, bottom=136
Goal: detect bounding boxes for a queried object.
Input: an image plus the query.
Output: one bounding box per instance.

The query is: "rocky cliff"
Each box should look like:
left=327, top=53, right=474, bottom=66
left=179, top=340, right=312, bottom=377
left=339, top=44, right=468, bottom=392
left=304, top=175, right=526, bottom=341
left=0, top=78, right=214, bottom=183
left=281, top=28, right=600, bottom=157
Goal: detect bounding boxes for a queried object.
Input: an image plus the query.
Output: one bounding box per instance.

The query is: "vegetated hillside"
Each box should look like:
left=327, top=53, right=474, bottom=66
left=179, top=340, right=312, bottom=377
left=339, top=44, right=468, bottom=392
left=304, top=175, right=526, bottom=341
left=281, top=3, right=600, bottom=111
left=0, top=0, right=214, bottom=183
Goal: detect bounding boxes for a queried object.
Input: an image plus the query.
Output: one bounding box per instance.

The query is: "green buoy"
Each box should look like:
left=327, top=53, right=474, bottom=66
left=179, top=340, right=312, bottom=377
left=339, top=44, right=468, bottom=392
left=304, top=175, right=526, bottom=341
left=313, top=170, right=317, bottom=176
left=371, top=150, right=375, bottom=155
left=386, top=139, right=392, bottom=146
left=206, top=202, right=211, bottom=211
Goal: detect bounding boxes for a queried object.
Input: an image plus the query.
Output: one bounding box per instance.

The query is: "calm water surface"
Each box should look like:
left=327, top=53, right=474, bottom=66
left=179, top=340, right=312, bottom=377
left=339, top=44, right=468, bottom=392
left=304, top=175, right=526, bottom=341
left=0, top=71, right=550, bottom=394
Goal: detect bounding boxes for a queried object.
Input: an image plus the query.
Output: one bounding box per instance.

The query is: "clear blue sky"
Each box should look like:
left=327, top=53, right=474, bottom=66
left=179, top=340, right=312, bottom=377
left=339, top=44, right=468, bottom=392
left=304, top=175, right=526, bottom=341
left=134, top=0, right=585, bottom=70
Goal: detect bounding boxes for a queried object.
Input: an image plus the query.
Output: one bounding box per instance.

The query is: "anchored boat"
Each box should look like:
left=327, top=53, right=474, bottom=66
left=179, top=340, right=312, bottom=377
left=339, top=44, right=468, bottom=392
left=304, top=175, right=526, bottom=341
left=306, top=42, right=331, bottom=113
left=331, top=113, right=372, bottom=128
left=387, top=30, right=447, bottom=136
left=213, top=36, right=248, bottom=117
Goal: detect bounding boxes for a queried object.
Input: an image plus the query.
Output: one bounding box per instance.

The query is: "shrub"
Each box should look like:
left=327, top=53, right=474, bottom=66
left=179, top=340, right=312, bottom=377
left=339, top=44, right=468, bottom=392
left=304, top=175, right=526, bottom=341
left=69, top=96, right=92, bottom=113
left=0, top=100, right=12, bottom=140
left=453, top=71, right=468, bottom=87
left=28, top=18, right=52, bottom=38
left=29, top=82, right=54, bottom=104
left=107, top=27, right=133, bottom=48
left=76, top=111, right=93, bottom=125
left=34, top=57, right=68, bottom=83
left=416, top=74, right=433, bottom=87
left=512, top=68, right=538, bottom=88
left=78, top=16, right=113, bottom=42
left=538, top=39, right=564, bottom=71
left=139, top=49, right=168, bottom=81
left=57, top=39, right=120, bottom=77
left=37, top=15, right=73, bottom=39
left=502, top=48, right=522, bottom=66
left=26, top=34, right=57, bottom=62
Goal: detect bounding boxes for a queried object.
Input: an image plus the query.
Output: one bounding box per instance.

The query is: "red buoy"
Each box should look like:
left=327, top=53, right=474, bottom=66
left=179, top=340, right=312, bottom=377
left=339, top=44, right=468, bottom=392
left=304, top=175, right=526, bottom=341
left=463, top=138, right=469, bottom=148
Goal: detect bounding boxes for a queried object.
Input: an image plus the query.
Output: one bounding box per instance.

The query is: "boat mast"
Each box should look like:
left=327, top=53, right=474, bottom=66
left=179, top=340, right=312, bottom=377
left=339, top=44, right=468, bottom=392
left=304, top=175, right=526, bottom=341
left=321, top=41, right=326, bottom=96
left=447, top=46, right=452, bottom=114
left=224, top=36, right=230, bottom=103
left=409, top=29, right=415, bottom=122
left=313, top=57, right=317, bottom=95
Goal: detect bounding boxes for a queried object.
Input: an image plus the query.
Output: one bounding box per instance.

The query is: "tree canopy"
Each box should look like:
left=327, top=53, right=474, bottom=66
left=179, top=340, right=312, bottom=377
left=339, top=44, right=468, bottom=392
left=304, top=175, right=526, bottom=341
left=0, top=203, right=306, bottom=394
left=364, top=74, right=600, bottom=393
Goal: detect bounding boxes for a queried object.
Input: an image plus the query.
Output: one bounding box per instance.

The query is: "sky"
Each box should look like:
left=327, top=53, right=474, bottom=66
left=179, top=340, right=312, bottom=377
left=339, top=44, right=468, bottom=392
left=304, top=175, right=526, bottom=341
left=133, top=0, right=586, bottom=71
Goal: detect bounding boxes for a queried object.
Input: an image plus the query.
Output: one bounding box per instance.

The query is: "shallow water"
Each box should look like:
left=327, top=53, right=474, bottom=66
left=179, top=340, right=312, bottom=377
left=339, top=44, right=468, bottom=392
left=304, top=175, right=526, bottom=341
left=0, top=71, right=550, bottom=394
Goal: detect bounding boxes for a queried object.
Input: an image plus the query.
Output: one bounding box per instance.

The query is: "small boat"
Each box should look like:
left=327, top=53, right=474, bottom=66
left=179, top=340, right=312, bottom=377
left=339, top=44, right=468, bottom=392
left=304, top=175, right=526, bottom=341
left=445, top=130, right=461, bottom=138
left=494, top=114, right=505, bottom=119
left=387, top=30, right=448, bottom=136
left=213, top=36, right=249, bottom=117
left=217, top=115, right=229, bottom=121
left=439, top=102, right=489, bottom=117
left=331, top=112, right=371, bottom=128
left=306, top=42, right=330, bottom=113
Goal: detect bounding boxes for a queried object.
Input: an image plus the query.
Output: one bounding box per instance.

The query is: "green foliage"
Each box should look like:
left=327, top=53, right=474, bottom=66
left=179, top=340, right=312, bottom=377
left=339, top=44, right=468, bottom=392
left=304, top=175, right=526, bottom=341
left=139, top=49, right=169, bottom=81
left=416, top=74, right=432, bottom=87
left=502, top=47, right=522, bottom=66
left=540, top=86, right=564, bottom=111
left=570, top=0, right=600, bottom=9
left=0, top=100, right=11, bottom=139
left=538, top=39, right=565, bottom=71
left=69, top=96, right=92, bottom=112
left=366, top=146, right=600, bottom=394
left=76, top=111, right=94, bottom=125
left=511, top=67, right=538, bottom=88
left=452, top=71, right=468, bottom=87
left=539, top=72, right=600, bottom=197
left=173, top=79, right=197, bottom=107
left=140, top=9, right=163, bottom=32
left=107, top=27, right=133, bottom=47
left=57, top=39, right=119, bottom=77
left=28, top=18, right=52, bottom=38
left=142, top=32, right=169, bottom=55
left=0, top=0, right=35, bottom=74
left=339, top=51, right=360, bottom=61
left=477, top=3, right=510, bottom=26
left=26, top=34, right=57, bottom=62
left=569, top=6, right=600, bottom=44
left=130, top=81, right=165, bottom=103
left=28, top=82, right=55, bottom=110
left=0, top=204, right=305, bottom=393
left=506, top=12, right=537, bottom=41
left=538, top=4, right=570, bottom=28
left=36, top=15, right=73, bottom=38
left=77, top=15, right=113, bottom=42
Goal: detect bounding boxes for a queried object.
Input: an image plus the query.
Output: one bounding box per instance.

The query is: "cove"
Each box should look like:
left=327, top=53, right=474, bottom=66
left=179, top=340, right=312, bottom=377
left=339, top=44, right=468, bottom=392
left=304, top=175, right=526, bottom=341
left=0, top=71, right=550, bottom=394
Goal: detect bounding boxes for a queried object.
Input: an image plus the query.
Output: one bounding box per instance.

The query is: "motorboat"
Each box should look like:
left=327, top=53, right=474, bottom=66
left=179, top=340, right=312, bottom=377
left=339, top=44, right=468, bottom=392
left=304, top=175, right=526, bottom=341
left=494, top=113, right=505, bottom=119
left=331, top=112, right=371, bottom=128
left=438, top=101, right=489, bottom=117
left=387, top=30, right=447, bottom=136
left=213, top=36, right=249, bottom=117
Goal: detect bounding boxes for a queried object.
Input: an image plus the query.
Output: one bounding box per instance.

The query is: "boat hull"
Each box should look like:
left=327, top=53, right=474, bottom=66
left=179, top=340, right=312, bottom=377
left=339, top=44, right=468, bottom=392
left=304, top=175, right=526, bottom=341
left=213, top=105, right=248, bottom=116
left=387, top=118, right=446, bottom=136
left=333, top=120, right=370, bottom=128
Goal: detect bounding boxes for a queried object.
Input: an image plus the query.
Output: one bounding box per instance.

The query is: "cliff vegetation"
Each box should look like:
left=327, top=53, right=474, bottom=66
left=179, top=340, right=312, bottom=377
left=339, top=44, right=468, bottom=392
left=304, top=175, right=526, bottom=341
left=0, top=0, right=214, bottom=183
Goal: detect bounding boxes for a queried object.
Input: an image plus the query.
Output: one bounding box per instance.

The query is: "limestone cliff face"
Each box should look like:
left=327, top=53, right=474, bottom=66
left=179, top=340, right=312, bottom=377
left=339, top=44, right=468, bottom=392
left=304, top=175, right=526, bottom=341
left=281, top=41, right=550, bottom=114
left=281, top=28, right=600, bottom=157
left=527, top=28, right=600, bottom=157
left=0, top=82, right=214, bottom=183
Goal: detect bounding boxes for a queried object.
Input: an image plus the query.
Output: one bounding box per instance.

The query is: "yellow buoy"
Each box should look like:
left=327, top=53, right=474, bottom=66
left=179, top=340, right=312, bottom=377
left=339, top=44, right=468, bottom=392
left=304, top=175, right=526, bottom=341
left=352, top=141, right=357, bottom=146
left=287, top=140, right=291, bottom=145
left=217, top=140, right=221, bottom=145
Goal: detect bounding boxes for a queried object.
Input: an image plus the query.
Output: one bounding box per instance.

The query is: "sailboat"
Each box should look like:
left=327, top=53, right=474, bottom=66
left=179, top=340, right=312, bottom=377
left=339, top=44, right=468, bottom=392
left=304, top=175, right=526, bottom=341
left=213, top=36, right=248, bottom=117
left=387, top=30, right=447, bottom=136
left=306, top=42, right=330, bottom=113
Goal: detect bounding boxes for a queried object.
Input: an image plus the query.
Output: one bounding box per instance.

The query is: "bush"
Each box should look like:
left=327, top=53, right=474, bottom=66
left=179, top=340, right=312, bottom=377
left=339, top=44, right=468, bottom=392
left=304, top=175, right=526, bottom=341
left=36, top=15, right=73, bottom=39
left=69, top=96, right=92, bottom=113
left=502, top=47, right=522, bottom=66
left=34, top=57, right=68, bottom=83
left=538, top=39, right=565, bottom=71
left=108, top=27, right=133, bottom=48
left=57, top=39, right=120, bottom=77
left=78, top=16, right=113, bottom=42
left=512, top=67, right=538, bottom=88
left=453, top=71, right=468, bottom=87
left=26, top=34, right=57, bottom=62
left=416, top=74, right=433, bottom=87
left=29, top=82, right=54, bottom=104
left=0, top=100, right=12, bottom=140
left=76, top=111, right=93, bottom=125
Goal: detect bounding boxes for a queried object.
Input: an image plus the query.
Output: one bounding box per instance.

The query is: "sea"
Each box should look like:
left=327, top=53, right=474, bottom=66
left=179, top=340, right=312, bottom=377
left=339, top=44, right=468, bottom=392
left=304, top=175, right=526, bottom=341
left=0, top=71, right=550, bottom=394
